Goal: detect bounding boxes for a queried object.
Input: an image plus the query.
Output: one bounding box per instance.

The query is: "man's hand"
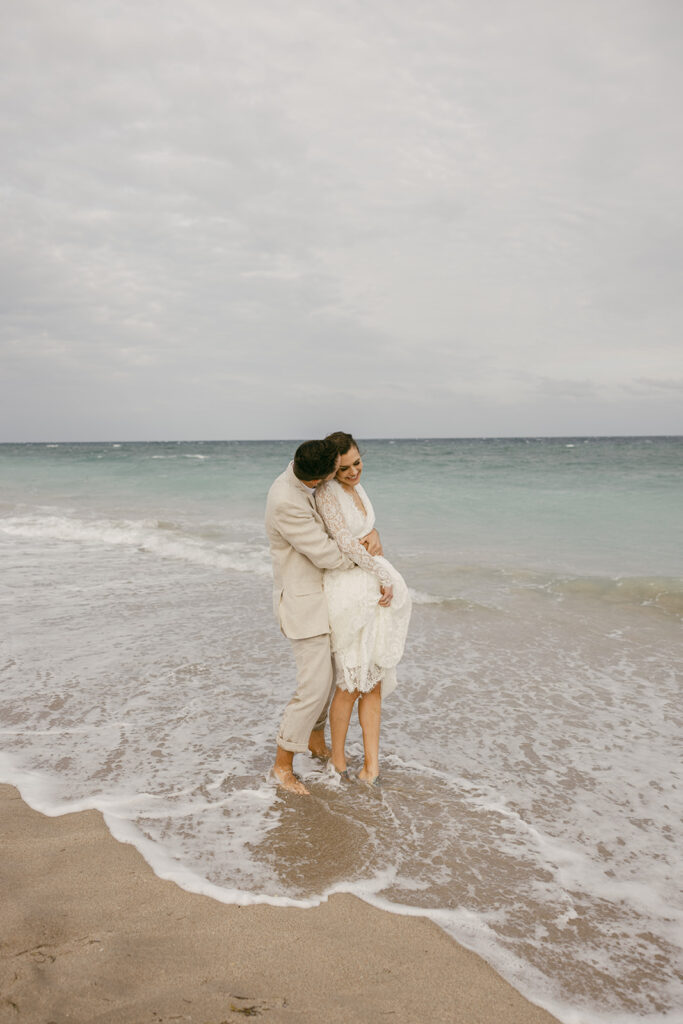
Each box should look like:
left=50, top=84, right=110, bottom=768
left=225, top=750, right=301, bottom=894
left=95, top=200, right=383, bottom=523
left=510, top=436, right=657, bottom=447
left=361, top=528, right=383, bottom=556
left=379, top=584, right=393, bottom=607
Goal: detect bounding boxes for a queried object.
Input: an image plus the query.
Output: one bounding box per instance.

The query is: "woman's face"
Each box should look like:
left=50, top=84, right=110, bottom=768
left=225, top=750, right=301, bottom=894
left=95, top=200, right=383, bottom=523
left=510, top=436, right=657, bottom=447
left=336, top=446, right=363, bottom=488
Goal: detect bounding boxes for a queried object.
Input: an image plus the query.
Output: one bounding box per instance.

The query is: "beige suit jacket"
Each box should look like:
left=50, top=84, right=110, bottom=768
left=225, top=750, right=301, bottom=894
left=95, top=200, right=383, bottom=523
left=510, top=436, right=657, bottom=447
left=265, top=463, right=352, bottom=640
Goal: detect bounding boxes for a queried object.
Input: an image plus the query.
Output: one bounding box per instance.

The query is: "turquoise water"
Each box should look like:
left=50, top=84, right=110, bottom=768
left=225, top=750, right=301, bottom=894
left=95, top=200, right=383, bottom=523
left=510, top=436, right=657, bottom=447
left=2, top=436, right=681, bottom=576
left=1, top=437, right=682, bottom=1023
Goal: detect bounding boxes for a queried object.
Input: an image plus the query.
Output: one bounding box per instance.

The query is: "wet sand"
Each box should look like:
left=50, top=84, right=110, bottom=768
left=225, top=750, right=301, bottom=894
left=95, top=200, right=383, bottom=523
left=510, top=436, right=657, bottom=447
left=0, top=783, right=561, bottom=1023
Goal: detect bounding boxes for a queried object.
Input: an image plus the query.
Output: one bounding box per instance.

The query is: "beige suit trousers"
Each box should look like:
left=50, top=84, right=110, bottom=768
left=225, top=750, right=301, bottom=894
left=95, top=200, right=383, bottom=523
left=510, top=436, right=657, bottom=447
left=276, top=633, right=335, bottom=753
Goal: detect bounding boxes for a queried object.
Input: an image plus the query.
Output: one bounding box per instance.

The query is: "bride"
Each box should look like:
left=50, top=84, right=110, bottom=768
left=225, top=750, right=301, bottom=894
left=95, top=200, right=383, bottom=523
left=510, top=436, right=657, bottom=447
left=316, top=432, right=411, bottom=785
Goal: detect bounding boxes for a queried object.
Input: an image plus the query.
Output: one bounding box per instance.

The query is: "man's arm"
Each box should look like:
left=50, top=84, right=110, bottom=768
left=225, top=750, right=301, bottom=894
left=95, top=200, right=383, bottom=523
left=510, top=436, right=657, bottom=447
left=277, top=502, right=353, bottom=571
left=360, top=528, right=383, bottom=556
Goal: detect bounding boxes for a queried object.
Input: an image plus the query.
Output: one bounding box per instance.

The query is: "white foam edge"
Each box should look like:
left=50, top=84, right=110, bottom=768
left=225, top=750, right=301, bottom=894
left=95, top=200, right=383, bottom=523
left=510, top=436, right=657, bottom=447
left=3, top=757, right=681, bottom=1024
left=0, top=767, right=564, bottom=1016
left=103, top=813, right=313, bottom=909
left=385, top=754, right=683, bottom=925
left=0, top=759, right=309, bottom=908
left=348, top=889, right=683, bottom=1024
left=0, top=513, right=271, bottom=576
left=0, top=754, right=275, bottom=820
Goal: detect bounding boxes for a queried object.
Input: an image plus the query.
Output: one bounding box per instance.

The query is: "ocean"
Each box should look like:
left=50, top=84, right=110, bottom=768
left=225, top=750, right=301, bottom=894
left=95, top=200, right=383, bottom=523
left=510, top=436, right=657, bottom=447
left=1, top=436, right=682, bottom=1023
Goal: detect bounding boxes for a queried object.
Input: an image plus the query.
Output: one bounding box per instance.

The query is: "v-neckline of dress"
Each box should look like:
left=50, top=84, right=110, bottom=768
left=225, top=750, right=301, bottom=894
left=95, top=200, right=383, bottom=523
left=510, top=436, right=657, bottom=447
left=337, top=480, right=366, bottom=517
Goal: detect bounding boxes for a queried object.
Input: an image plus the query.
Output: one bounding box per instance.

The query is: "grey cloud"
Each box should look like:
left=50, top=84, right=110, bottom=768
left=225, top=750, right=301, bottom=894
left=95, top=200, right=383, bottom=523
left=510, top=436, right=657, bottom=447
left=534, top=378, right=600, bottom=400
left=1, top=0, right=682, bottom=440
left=634, top=378, right=683, bottom=393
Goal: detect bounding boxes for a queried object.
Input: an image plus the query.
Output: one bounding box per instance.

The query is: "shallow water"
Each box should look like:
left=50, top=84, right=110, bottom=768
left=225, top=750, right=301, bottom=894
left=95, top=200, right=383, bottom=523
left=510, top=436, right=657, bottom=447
left=1, top=438, right=682, bottom=1023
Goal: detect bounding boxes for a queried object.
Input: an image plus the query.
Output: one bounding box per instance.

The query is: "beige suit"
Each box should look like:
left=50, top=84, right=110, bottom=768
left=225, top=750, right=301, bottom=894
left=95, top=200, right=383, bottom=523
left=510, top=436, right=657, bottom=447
left=265, top=463, right=352, bottom=752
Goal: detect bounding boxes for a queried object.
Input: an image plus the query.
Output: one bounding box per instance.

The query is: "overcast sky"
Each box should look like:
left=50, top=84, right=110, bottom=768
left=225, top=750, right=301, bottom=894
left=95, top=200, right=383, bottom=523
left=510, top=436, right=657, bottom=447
left=2, top=0, right=682, bottom=441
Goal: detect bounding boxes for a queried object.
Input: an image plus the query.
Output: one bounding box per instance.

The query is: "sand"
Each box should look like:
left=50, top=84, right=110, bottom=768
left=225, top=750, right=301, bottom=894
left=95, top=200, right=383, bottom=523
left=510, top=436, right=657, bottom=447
left=0, top=783, right=561, bottom=1023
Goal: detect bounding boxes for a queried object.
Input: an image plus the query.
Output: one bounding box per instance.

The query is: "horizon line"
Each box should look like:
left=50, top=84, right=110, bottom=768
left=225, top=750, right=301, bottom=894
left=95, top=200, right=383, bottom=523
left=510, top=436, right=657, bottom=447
left=2, top=433, right=682, bottom=445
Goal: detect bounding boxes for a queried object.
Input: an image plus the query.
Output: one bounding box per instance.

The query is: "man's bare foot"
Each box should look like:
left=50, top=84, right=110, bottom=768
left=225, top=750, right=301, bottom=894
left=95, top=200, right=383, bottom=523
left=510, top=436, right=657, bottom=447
left=307, top=730, right=331, bottom=760
left=272, top=767, right=310, bottom=795
left=308, top=740, right=332, bottom=760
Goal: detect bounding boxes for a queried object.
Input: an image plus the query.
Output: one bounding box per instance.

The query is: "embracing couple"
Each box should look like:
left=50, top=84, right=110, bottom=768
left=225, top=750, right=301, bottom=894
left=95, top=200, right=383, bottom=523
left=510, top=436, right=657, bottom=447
left=265, top=431, right=412, bottom=795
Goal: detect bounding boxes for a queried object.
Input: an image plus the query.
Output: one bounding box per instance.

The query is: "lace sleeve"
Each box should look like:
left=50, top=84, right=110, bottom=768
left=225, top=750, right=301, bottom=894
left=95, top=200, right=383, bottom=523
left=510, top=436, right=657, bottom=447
left=316, top=484, right=392, bottom=588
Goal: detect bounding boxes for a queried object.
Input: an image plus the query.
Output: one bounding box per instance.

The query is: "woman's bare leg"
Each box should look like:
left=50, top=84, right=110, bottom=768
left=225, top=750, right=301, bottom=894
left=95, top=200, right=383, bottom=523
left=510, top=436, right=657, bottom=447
left=329, top=686, right=359, bottom=773
left=357, top=683, right=382, bottom=783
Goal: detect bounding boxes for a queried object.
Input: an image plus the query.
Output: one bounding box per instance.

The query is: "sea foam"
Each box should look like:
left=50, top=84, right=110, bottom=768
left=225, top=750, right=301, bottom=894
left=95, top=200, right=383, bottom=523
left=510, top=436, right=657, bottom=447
left=1, top=513, right=271, bottom=576
left=2, top=437, right=682, bottom=1024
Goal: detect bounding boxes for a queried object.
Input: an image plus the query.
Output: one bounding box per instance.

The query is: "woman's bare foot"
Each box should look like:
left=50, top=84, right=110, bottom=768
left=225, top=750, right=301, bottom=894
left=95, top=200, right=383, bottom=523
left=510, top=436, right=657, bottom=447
left=272, top=766, right=310, bottom=795
left=357, top=767, right=380, bottom=786
left=325, top=762, right=354, bottom=784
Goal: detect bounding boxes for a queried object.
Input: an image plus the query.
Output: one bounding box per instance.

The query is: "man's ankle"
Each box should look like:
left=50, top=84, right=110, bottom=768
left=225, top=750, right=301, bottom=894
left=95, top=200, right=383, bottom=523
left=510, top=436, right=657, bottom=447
left=274, top=746, right=294, bottom=773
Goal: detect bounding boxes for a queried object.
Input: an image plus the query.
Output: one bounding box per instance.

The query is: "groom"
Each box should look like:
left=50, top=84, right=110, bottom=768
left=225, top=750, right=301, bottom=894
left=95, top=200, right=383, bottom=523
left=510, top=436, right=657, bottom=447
left=265, top=438, right=379, bottom=795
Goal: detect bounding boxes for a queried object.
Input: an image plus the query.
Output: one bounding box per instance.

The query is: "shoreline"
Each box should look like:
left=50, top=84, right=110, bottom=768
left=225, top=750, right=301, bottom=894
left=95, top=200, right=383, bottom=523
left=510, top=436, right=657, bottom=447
left=0, top=782, right=561, bottom=1023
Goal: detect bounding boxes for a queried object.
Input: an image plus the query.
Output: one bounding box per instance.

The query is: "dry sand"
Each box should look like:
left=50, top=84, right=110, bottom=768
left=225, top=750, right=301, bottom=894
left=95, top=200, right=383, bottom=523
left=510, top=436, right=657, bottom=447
left=1, top=783, right=561, bottom=1023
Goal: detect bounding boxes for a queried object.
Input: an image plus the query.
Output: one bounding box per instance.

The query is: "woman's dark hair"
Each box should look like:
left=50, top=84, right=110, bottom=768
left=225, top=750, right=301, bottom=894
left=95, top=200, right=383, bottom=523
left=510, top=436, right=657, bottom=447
left=325, top=431, right=359, bottom=458
left=292, top=439, right=339, bottom=481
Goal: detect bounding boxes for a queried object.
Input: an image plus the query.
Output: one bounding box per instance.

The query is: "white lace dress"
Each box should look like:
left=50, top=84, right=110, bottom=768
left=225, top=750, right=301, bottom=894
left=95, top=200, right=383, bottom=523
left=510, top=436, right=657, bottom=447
left=315, top=479, right=411, bottom=697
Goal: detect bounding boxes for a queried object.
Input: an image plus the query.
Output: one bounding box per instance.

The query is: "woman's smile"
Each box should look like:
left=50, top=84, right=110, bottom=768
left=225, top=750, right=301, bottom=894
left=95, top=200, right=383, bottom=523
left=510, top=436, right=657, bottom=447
left=336, top=446, right=363, bottom=488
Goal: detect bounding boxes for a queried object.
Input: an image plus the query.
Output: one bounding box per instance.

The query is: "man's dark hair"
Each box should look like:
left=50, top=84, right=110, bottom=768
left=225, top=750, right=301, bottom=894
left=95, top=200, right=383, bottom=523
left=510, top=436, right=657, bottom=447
left=325, top=431, right=359, bottom=457
left=293, top=439, right=339, bottom=481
